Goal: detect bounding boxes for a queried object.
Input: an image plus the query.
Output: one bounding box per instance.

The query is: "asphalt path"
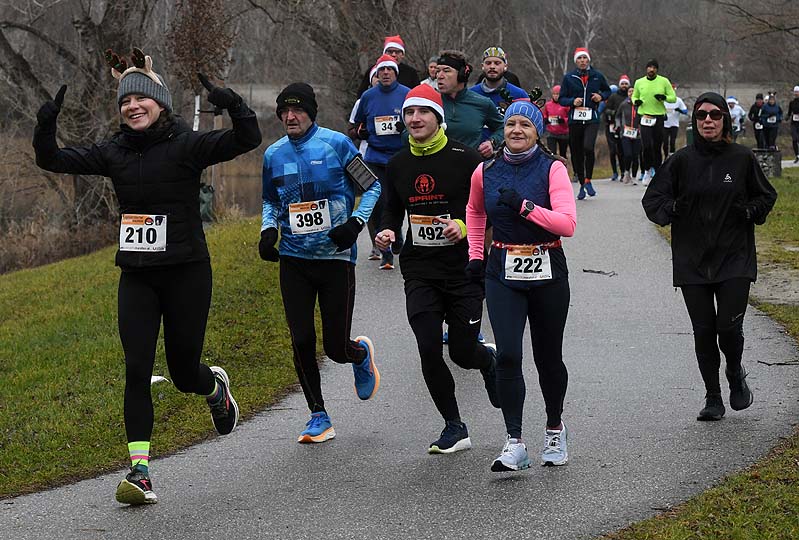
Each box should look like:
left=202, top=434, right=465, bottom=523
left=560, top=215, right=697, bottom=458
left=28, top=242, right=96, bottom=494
left=3, top=178, right=798, bottom=540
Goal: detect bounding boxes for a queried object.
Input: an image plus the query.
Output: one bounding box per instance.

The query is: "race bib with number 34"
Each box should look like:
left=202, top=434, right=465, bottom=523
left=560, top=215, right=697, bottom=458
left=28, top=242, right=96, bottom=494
left=289, top=199, right=332, bottom=234
left=119, top=214, right=167, bottom=252
left=504, top=245, right=553, bottom=281
left=374, top=115, right=400, bottom=136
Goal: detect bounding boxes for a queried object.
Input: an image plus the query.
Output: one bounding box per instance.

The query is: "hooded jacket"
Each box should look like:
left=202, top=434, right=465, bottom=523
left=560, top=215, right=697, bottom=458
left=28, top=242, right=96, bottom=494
left=33, top=108, right=262, bottom=270
left=642, top=92, right=777, bottom=286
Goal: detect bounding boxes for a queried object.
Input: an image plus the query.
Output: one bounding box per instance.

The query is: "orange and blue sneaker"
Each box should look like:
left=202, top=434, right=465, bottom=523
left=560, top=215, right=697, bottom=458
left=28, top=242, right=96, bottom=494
left=353, top=336, right=380, bottom=400
left=115, top=467, right=157, bottom=505
left=298, top=411, right=335, bottom=443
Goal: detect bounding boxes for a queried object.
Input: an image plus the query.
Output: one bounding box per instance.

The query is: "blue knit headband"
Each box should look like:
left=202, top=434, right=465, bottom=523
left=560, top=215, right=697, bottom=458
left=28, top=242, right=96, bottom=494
left=504, top=99, right=544, bottom=136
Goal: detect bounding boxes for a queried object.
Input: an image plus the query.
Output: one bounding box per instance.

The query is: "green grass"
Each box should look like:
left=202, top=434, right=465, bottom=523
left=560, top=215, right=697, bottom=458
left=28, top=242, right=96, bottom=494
left=0, top=218, right=298, bottom=498
left=603, top=161, right=799, bottom=540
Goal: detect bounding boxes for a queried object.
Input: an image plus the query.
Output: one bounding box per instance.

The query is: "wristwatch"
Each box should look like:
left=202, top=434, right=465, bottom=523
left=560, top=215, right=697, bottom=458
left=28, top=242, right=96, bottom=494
left=520, top=200, right=535, bottom=218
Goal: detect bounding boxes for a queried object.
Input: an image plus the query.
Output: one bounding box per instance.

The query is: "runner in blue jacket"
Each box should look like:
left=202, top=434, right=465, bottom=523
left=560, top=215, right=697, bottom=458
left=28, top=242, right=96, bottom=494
left=558, top=47, right=611, bottom=199
left=260, top=83, right=382, bottom=444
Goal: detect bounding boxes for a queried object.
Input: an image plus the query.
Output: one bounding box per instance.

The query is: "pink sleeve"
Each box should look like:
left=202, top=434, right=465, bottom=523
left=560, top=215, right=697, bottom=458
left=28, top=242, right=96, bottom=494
left=466, top=164, right=487, bottom=261
left=526, top=160, right=577, bottom=236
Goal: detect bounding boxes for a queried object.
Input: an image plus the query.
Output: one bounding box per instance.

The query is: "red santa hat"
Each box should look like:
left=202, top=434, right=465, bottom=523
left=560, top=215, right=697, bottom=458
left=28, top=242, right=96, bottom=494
left=619, top=74, right=630, bottom=85
left=383, top=35, right=406, bottom=53
left=573, top=47, right=590, bottom=63
left=374, top=54, right=399, bottom=74
left=402, top=84, right=445, bottom=124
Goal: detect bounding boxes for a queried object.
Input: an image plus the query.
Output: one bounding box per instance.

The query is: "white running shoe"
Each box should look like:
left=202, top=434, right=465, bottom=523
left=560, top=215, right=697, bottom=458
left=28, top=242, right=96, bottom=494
left=491, top=435, right=531, bottom=472
left=541, top=422, right=569, bottom=466
left=641, top=172, right=650, bottom=186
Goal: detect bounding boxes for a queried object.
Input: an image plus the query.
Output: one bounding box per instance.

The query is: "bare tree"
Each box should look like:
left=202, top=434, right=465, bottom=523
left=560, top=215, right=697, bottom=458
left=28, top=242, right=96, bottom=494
left=512, top=0, right=607, bottom=89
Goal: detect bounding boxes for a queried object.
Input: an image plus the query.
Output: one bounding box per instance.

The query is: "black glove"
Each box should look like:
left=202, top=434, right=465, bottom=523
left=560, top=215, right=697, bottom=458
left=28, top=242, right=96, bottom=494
left=497, top=187, right=525, bottom=213
left=464, top=259, right=485, bottom=283
left=327, top=217, right=363, bottom=252
left=655, top=94, right=667, bottom=101
left=37, top=85, right=67, bottom=126
left=394, top=119, right=405, bottom=133
left=356, top=123, right=369, bottom=139
left=731, top=204, right=752, bottom=223
left=258, top=227, right=279, bottom=261
left=634, top=99, right=643, bottom=107
left=198, top=73, right=243, bottom=112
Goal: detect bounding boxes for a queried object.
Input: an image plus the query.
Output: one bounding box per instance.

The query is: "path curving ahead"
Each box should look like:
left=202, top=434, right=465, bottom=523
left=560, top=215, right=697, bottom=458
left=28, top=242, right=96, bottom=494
left=2, top=178, right=798, bottom=540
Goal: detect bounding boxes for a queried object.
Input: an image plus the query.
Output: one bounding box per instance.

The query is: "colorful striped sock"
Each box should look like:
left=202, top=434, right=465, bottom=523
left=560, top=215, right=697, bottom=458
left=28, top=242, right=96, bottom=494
left=128, top=441, right=150, bottom=473
left=205, top=380, right=223, bottom=403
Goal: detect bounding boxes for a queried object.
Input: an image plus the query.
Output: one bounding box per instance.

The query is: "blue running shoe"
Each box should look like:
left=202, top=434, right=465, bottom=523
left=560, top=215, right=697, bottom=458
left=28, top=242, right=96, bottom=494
left=353, top=336, right=380, bottom=400
left=577, top=185, right=586, bottom=200
left=541, top=422, right=569, bottom=466
left=428, top=421, right=472, bottom=454
left=649, top=167, right=656, bottom=178
left=585, top=180, right=596, bottom=197
left=611, top=172, right=619, bottom=181
left=442, top=330, right=449, bottom=345
left=477, top=331, right=485, bottom=344
left=298, top=411, right=335, bottom=443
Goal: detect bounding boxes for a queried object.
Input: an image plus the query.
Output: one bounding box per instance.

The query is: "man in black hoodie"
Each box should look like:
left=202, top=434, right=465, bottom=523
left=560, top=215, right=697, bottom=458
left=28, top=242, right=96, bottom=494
left=642, top=92, right=777, bottom=422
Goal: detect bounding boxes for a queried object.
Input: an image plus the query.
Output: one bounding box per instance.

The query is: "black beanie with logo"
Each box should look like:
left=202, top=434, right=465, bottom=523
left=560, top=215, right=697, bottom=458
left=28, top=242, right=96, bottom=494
left=276, top=82, right=318, bottom=121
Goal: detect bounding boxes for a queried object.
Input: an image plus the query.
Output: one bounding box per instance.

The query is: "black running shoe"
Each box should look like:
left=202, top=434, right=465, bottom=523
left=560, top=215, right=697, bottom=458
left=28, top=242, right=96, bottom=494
left=115, top=468, right=157, bottom=505
left=697, top=393, right=725, bottom=421
left=208, top=366, right=239, bottom=435
left=726, top=365, right=754, bottom=411
left=481, top=344, right=501, bottom=408
left=428, top=421, right=472, bottom=454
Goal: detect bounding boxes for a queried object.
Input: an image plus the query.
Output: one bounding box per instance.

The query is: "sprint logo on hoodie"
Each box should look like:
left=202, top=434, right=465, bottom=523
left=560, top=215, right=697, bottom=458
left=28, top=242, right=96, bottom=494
left=723, top=173, right=733, bottom=183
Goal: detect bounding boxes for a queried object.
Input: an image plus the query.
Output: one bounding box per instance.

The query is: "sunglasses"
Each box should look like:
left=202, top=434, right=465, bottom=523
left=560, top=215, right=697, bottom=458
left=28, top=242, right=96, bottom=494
left=695, top=110, right=724, bottom=121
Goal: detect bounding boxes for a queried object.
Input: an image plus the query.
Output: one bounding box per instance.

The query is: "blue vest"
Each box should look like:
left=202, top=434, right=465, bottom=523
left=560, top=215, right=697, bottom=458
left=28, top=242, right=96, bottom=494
left=483, top=149, right=568, bottom=287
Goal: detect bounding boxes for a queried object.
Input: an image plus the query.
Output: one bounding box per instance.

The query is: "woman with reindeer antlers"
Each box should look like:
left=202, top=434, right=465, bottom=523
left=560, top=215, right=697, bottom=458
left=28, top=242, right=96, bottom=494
left=32, top=48, right=262, bottom=505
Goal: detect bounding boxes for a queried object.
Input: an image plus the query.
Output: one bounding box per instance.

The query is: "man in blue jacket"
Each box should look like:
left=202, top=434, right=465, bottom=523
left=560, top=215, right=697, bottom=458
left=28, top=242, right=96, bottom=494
left=559, top=47, right=611, bottom=200
left=354, top=54, right=410, bottom=269
left=260, top=82, right=382, bottom=444
left=469, top=46, right=528, bottom=141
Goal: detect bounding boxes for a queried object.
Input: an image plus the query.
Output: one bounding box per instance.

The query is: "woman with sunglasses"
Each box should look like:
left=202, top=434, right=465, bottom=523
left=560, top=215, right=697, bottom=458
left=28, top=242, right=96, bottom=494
left=642, top=92, right=777, bottom=421
left=33, top=51, right=262, bottom=504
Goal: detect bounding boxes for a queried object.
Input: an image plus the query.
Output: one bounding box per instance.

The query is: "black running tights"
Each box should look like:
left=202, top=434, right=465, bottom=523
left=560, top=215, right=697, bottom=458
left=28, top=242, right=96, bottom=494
left=568, top=123, right=599, bottom=184
left=486, top=278, right=570, bottom=438
left=279, top=256, right=366, bottom=413
left=680, top=278, right=750, bottom=395
left=409, top=310, right=491, bottom=423
left=119, top=262, right=216, bottom=442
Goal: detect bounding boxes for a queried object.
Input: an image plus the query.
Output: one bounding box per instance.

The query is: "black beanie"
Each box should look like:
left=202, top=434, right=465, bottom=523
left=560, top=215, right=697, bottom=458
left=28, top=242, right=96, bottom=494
left=646, top=59, right=659, bottom=69
left=276, top=83, right=318, bottom=121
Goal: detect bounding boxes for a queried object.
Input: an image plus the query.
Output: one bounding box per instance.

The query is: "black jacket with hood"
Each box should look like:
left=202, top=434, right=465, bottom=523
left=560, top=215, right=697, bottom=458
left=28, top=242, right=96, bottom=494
left=33, top=105, right=262, bottom=270
left=642, top=92, right=777, bottom=286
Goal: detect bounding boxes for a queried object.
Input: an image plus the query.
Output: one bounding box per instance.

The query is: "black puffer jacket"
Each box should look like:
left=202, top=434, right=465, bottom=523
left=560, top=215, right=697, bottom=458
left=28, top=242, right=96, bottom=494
left=33, top=107, right=261, bottom=270
left=642, top=92, right=777, bottom=286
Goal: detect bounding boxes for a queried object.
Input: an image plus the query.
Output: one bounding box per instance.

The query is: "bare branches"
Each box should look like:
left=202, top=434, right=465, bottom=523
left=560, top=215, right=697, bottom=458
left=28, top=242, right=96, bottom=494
left=0, top=20, right=81, bottom=65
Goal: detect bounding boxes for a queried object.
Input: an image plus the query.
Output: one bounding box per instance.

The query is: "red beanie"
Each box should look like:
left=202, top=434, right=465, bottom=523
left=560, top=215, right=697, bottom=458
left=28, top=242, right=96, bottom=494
left=383, top=35, right=405, bottom=53
left=374, top=54, right=399, bottom=74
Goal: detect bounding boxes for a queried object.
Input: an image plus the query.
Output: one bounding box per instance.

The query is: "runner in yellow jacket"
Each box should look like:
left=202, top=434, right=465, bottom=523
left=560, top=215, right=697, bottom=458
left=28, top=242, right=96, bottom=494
left=632, top=59, right=676, bottom=184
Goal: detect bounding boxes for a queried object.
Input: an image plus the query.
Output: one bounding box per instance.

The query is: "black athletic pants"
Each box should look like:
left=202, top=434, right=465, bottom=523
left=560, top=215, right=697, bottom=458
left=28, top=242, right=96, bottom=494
left=791, top=123, right=799, bottom=156
left=754, top=126, right=766, bottom=149
left=640, top=115, right=665, bottom=173
left=119, top=261, right=216, bottom=442
left=568, top=123, right=599, bottom=184
left=765, top=126, right=779, bottom=149
left=621, top=137, right=642, bottom=177
left=663, top=126, right=678, bottom=155
left=405, top=278, right=492, bottom=423
left=546, top=136, right=569, bottom=159
left=605, top=128, right=619, bottom=175
left=680, top=278, right=750, bottom=396
left=279, top=256, right=366, bottom=413
left=486, top=277, right=570, bottom=438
